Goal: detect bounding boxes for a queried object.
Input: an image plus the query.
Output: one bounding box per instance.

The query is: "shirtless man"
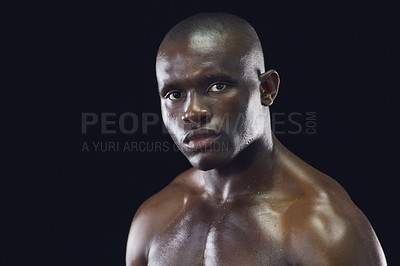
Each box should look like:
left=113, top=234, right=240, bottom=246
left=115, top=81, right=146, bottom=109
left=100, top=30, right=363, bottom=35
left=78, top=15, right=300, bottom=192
left=126, top=13, right=386, bottom=265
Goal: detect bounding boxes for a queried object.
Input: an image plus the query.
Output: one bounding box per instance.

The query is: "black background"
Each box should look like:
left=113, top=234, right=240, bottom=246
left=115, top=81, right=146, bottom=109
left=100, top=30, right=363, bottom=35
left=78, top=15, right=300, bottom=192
left=5, top=1, right=399, bottom=265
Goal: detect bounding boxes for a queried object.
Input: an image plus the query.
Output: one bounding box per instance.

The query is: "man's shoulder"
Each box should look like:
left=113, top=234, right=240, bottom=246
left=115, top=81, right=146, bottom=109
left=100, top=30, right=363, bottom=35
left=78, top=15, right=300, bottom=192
left=126, top=168, right=200, bottom=265
left=286, top=177, right=361, bottom=234
left=133, top=167, right=200, bottom=222
left=286, top=168, right=369, bottom=241
left=283, top=173, right=386, bottom=265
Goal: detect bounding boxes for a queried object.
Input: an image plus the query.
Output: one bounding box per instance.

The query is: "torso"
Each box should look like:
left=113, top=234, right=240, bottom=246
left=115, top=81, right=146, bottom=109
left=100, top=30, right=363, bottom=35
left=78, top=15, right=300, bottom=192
left=128, top=142, right=376, bottom=266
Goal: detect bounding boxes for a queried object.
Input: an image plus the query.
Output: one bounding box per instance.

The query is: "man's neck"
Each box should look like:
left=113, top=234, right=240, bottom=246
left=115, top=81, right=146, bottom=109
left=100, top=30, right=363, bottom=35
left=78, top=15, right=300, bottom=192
left=199, top=134, right=278, bottom=204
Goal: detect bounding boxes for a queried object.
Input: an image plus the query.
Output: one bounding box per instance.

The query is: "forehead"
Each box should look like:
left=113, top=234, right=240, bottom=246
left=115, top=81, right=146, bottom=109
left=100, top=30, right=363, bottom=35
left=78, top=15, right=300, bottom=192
left=156, top=32, right=249, bottom=87
left=186, top=29, right=231, bottom=53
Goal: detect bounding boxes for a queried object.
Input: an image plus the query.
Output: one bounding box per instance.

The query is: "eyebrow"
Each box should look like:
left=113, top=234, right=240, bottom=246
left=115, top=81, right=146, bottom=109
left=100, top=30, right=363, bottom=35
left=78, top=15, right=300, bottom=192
left=159, top=72, right=238, bottom=96
left=204, top=73, right=237, bottom=84
left=159, top=83, right=178, bottom=97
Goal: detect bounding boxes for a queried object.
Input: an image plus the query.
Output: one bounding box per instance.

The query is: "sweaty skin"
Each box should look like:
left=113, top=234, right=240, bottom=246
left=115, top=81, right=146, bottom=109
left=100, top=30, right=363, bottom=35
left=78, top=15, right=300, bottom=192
left=126, top=13, right=386, bottom=266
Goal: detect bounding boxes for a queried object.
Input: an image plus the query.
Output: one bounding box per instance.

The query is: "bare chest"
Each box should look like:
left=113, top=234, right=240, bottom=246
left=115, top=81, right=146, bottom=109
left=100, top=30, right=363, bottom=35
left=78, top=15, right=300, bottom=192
left=148, top=200, right=289, bottom=265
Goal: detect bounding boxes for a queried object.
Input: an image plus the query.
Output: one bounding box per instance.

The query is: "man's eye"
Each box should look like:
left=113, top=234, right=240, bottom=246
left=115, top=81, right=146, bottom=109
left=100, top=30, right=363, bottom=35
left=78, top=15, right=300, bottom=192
left=166, top=91, right=183, bottom=100
left=208, top=83, right=227, bottom=92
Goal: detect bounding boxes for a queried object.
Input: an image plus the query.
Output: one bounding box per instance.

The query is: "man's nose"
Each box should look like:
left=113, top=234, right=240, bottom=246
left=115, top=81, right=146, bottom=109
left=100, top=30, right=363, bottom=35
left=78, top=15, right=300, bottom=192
left=181, top=92, right=212, bottom=124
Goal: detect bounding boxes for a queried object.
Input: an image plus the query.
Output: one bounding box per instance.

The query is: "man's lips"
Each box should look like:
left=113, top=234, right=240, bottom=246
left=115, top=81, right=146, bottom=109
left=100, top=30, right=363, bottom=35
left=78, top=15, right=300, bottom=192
left=183, top=128, right=221, bottom=150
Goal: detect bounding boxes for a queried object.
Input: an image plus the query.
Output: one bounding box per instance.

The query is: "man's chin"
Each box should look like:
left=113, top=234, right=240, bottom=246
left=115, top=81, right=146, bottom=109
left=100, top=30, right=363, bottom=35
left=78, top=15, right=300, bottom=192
left=187, top=152, right=231, bottom=171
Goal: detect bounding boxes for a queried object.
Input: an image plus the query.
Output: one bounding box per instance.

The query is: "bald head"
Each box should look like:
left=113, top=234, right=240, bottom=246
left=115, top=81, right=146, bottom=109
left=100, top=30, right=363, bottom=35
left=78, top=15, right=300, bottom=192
left=155, top=13, right=279, bottom=170
left=157, top=13, right=265, bottom=75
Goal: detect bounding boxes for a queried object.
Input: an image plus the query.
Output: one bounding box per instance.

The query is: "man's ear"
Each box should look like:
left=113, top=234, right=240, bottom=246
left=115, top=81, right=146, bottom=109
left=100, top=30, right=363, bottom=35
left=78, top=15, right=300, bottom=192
left=259, top=69, right=280, bottom=106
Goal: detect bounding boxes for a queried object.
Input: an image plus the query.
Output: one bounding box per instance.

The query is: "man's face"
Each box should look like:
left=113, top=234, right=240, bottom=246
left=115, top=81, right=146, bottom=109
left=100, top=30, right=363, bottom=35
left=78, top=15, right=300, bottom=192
left=156, top=32, right=265, bottom=170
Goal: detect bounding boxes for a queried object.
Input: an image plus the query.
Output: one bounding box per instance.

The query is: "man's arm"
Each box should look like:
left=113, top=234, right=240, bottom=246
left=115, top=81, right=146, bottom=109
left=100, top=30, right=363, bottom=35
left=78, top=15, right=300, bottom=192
left=125, top=203, right=153, bottom=266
